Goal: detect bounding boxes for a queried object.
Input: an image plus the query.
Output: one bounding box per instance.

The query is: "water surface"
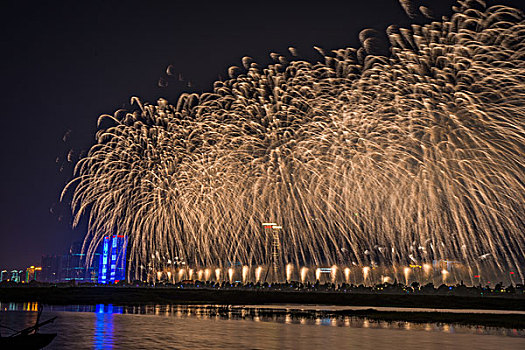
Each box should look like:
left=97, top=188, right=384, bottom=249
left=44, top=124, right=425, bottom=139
left=1, top=302, right=523, bottom=349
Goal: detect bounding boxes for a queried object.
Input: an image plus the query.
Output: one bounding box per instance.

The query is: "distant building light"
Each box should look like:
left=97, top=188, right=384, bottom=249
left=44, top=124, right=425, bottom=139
left=262, top=223, right=277, bottom=227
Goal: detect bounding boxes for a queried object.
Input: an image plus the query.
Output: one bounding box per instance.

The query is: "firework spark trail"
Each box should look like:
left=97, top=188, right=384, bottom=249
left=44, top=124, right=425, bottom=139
left=64, top=1, right=525, bottom=282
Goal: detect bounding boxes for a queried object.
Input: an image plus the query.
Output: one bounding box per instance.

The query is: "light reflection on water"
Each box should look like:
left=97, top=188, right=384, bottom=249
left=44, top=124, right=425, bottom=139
left=0, top=302, right=524, bottom=349
left=94, top=304, right=121, bottom=350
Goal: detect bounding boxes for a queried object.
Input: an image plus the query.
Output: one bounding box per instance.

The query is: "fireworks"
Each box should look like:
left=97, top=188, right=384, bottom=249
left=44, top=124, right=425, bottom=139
left=64, top=1, right=525, bottom=282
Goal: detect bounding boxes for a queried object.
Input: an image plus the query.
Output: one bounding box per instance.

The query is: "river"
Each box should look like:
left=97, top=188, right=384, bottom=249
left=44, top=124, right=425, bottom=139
left=1, top=302, right=523, bottom=349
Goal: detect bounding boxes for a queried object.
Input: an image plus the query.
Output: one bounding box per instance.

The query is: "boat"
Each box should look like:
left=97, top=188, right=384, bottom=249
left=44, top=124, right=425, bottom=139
left=0, top=306, right=57, bottom=349
left=0, top=332, right=57, bottom=350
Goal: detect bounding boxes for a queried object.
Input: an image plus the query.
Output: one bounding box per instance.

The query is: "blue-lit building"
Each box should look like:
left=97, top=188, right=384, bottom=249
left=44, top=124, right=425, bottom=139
left=98, top=235, right=127, bottom=284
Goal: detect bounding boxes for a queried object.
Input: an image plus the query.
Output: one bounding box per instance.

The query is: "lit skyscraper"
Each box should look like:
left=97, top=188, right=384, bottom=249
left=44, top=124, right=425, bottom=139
left=98, top=235, right=127, bottom=284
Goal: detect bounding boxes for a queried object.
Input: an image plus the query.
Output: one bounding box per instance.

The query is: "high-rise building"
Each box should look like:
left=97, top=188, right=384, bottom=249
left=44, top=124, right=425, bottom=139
left=41, top=255, right=63, bottom=282
left=98, top=235, right=127, bottom=284
left=62, top=241, right=101, bottom=282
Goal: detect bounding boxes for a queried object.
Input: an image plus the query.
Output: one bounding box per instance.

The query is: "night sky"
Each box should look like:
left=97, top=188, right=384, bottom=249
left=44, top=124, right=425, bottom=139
left=1, top=0, right=523, bottom=268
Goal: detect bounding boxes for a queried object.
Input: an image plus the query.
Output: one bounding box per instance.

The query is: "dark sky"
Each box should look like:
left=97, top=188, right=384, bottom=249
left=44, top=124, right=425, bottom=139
left=1, top=0, right=523, bottom=268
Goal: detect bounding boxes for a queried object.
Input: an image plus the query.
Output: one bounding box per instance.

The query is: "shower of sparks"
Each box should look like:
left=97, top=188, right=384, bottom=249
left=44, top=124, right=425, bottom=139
left=64, top=1, right=525, bottom=282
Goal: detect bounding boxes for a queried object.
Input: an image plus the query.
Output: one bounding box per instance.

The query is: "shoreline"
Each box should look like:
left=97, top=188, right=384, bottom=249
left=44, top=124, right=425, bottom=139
left=0, top=286, right=525, bottom=311
left=1, top=286, right=524, bottom=310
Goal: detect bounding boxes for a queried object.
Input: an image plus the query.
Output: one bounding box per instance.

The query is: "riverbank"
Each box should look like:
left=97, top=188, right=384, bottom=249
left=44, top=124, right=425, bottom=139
left=1, top=285, right=523, bottom=310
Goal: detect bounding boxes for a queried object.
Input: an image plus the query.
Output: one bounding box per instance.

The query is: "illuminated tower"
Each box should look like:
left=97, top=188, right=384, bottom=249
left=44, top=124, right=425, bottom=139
left=98, top=235, right=127, bottom=284
left=262, top=223, right=282, bottom=282
left=272, top=225, right=282, bottom=282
